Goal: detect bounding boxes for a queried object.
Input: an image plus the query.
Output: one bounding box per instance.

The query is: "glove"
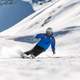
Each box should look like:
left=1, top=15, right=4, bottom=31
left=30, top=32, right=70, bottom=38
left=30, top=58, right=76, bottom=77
left=52, top=49, right=56, bottom=54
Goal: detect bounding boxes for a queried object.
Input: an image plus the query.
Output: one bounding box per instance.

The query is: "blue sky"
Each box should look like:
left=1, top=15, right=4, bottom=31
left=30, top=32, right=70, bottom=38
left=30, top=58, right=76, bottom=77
left=0, top=0, right=34, bottom=32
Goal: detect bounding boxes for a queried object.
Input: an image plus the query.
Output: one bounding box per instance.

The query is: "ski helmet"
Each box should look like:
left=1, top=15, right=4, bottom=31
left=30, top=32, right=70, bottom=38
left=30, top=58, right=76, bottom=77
left=46, top=27, right=53, bottom=35
left=46, top=27, right=53, bottom=33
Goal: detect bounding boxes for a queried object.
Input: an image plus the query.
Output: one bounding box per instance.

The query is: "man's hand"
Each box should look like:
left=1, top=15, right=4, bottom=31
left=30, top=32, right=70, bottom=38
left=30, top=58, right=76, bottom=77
left=32, top=38, right=40, bottom=43
left=52, top=49, right=56, bottom=54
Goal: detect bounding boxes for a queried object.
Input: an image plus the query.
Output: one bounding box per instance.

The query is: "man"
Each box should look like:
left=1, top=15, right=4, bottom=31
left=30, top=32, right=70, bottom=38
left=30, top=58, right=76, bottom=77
left=21, top=27, right=56, bottom=58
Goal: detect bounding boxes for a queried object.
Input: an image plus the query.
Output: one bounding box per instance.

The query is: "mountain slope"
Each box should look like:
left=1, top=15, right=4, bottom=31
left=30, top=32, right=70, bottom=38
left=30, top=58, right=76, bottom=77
left=0, top=0, right=80, bottom=58
left=0, top=0, right=80, bottom=36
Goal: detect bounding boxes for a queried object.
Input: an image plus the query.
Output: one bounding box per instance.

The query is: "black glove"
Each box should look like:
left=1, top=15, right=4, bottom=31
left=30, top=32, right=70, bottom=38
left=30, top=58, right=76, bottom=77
left=52, top=49, right=55, bottom=54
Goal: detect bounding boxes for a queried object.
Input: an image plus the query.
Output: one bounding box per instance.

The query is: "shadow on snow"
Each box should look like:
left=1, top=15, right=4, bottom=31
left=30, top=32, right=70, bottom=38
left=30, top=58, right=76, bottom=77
left=14, top=26, right=80, bottom=43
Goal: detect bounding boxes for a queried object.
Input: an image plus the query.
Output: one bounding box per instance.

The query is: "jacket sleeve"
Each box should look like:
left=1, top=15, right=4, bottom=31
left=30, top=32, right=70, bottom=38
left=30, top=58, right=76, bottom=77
left=35, top=34, right=44, bottom=39
left=51, top=36, right=55, bottom=53
left=31, top=34, right=44, bottom=43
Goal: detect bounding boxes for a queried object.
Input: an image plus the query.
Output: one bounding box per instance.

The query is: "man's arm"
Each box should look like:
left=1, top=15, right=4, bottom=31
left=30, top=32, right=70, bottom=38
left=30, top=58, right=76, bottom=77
left=35, top=33, right=44, bottom=39
left=51, top=36, right=56, bottom=54
left=32, top=34, right=44, bottom=43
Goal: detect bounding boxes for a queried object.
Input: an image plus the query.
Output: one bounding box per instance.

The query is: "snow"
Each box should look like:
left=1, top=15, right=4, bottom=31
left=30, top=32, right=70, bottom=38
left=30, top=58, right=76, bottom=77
left=0, top=0, right=79, bottom=57
left=0, top=57, right=80, bottom=80
left=0, top=0, right=80, bottom=80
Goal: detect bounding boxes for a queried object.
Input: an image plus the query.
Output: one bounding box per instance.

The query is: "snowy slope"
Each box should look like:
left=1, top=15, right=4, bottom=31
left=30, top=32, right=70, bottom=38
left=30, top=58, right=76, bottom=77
left=0, top=0, right=59, bottom=36
left=0, top=0, right=80, bottom=57
left=1, top=57, right=80, bottom=80
left=0, top=0, right=80, bottom=36
left=0, top=0, right=80, bottom=80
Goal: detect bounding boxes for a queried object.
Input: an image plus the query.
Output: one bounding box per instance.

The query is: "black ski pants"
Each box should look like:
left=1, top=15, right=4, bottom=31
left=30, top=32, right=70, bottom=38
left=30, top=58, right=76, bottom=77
left=24, top=45, right=45, bottom=57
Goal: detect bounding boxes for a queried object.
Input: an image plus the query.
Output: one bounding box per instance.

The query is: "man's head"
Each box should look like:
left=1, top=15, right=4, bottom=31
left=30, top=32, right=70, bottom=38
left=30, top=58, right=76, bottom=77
left=46, top=27, right=53, bottom=36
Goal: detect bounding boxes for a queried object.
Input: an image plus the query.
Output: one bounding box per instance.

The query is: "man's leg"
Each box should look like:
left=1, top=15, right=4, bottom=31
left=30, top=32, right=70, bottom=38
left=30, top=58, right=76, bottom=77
left=32, top=45, right=45, bottom=57
left=21, top=45, right=45, bottom=58
left=24, top=50, right=33, bottom=55
left=21, top=50, right=33, bottom=58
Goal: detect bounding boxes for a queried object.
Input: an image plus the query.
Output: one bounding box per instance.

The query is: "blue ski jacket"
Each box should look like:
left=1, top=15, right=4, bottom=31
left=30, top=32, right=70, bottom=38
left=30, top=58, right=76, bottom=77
left=35, top=33, right=55, bottom=51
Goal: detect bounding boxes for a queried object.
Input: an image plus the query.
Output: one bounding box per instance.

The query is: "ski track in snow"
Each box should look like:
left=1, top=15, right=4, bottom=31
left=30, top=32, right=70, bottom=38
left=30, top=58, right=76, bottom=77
left=0, top=57, right=80, bottom=80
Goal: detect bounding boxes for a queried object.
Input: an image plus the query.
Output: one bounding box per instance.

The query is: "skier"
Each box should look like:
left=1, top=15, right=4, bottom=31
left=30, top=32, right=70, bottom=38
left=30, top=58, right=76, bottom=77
left=21, top=27, right=56, bottom=58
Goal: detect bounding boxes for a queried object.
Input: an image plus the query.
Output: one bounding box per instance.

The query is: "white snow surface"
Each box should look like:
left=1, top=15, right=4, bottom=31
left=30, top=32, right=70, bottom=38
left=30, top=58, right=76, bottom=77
left=0, top=57, right=80, bottom=80
left=0, top=0, right=80, bottom=57
left=0, top=0, right=80, bottom=80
